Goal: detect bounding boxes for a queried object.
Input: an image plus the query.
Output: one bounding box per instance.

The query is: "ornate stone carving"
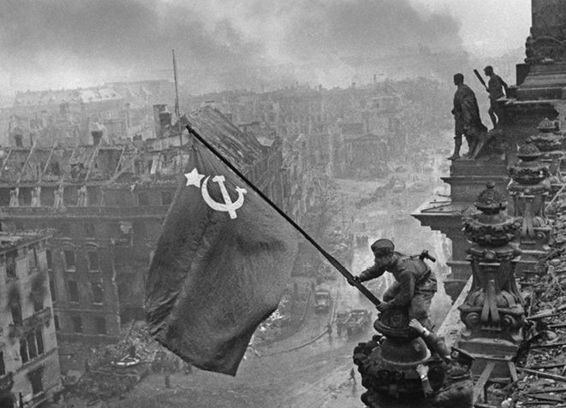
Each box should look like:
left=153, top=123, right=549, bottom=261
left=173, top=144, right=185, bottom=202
left=353, top=308, right=445, bottom=403
left=508, top=141, right=552, bottom=252
left=529, top=118, right=564, bottom=193
left=459, top=183, right=525, bottom=357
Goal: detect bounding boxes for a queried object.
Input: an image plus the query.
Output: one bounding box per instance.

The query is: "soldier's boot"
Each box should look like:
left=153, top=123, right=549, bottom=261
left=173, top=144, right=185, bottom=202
left=447, top=139, right=461, bottom=160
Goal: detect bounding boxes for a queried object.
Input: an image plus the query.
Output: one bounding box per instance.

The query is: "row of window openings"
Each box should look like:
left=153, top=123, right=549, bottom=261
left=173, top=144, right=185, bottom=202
left=20, top=328, right=44, bottom=364
left=0, top=329, right=46, bottom=375
left=0, top=347, right=43, bottom=394
left=66, top=281, right=104, bottom=304
left=4, top=188, right=173, bottom=207
left=11, top=221, right=97, bottom=237
left=14, top=220, right=153, bottom=241
left=59, top=315, right=107, bottom=335
left=46, top=250, right=99, bottom=272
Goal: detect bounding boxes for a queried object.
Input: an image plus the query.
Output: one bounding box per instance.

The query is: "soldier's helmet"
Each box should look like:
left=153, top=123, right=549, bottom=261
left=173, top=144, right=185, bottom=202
left=447, top=347, right=475, bottom=379
left=370, top=239, right=394, bottom=257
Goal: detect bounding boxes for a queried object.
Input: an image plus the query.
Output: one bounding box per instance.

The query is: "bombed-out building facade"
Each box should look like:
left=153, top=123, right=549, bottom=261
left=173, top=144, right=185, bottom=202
left=0, top=231, right=60, bottom=407
left=0, top=106, right=296, bottom=372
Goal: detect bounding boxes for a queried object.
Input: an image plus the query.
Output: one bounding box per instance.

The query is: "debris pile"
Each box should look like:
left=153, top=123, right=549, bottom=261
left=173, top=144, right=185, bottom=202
left=496, top=212, right=566, bottom=406
left=69, top=322, right=179, bottom=401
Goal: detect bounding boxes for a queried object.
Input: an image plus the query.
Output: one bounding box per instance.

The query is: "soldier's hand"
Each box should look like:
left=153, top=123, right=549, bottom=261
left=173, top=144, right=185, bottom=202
left=348, top=276, right=361, bottom=286
left=416, top=364, right=429, bottom=378
left=409, top=318, right=425, bottom=334
left=376, top=302, right=392, bottom=312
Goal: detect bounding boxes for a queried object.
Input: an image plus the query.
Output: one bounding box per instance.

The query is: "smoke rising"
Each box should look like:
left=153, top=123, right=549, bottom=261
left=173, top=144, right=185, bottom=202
left=0, top=0, right=467, bottom=94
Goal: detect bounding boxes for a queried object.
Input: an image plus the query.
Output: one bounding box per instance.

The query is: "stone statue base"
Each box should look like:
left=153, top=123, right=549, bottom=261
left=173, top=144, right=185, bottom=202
left=353, top=308, right=445, bottom=405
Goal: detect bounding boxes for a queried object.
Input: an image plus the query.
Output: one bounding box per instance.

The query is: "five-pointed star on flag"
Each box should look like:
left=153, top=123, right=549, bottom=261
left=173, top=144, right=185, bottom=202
left=185, top=168, right=204, bottom=187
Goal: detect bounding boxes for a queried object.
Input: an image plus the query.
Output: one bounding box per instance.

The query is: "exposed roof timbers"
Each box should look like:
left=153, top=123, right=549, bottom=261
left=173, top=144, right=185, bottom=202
left=0, top=107, right=269, bottom=187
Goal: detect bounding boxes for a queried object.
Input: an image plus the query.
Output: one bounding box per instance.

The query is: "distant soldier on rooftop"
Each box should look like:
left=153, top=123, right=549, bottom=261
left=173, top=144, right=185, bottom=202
left=448, top=73, right=487, bottom=160
left=483, top=65, right=509, bottom=129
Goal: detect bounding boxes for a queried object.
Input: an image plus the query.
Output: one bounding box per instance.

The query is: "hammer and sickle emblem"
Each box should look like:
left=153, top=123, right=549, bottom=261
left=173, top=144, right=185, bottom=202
left=201, top=175, right=247, bottom=219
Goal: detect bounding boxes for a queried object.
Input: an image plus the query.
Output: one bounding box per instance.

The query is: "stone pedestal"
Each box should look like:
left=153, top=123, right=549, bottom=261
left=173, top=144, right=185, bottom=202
left=458, top=183, right=525, bottom=360
left=508, top=141, right=552, bottom=276
left=528, top=117, right=565, bottom=196
left=353, top=308, right=445, bottom=405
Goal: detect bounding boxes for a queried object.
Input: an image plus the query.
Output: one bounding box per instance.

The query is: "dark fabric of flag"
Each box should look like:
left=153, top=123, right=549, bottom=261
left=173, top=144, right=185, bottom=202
left=145, top=138, right=298, bottom=376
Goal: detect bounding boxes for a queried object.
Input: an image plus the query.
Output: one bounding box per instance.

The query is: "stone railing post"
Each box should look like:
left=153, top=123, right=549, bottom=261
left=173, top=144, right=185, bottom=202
left=459, top=182, right=525, bottom=358
left=508, top=140, right=552, bottom=275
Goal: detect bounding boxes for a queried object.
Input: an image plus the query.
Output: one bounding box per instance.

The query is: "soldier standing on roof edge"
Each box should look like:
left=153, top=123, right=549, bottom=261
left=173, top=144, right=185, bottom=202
left=448, top=73, right=487, bottom=161
left=351, top=239, right=437, bottom=329
left=484, top=65, right=509, bottom=129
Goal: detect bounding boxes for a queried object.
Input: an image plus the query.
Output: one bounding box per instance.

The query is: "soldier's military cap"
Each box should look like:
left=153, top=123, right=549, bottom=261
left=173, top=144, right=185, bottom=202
left=370, top=239, right=395, bottom=256
left=450, top=347, right=475, bottom=367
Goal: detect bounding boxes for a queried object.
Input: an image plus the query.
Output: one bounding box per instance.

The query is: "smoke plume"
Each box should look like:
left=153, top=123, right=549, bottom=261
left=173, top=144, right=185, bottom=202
left=0, top=0, right=467, bottom=94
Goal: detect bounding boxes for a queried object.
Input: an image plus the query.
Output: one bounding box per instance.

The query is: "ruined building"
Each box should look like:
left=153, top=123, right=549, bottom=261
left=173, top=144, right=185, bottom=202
left=184, top=81, right=408, bottom=180
left=0, top=106, right=288, bottom=371
left=7, top=80, right=175, bottom=148
left=0, top=231, right=60, bottom=407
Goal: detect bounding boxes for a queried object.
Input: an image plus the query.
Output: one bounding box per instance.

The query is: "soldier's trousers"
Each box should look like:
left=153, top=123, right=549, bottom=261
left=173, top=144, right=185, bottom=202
left=383, top=278, right=436, bottom=329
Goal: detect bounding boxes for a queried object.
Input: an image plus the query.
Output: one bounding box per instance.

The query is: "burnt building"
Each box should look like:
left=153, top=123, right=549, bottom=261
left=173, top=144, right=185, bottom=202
left=0, top=106, right=288, bottom=371
left=0, top=231, right=60, bottom=408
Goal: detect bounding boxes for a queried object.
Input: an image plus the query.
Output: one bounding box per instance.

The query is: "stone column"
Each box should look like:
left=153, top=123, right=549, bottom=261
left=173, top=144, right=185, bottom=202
left=458, top=182, right=525, bottom=358
left=508, top=141, right=552, bottom=275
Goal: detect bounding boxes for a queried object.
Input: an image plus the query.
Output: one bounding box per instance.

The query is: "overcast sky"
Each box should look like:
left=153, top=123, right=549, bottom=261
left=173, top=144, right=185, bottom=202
left=0, top=0, right=532, bottom=95
left=411, top=0, right=531, bottom=56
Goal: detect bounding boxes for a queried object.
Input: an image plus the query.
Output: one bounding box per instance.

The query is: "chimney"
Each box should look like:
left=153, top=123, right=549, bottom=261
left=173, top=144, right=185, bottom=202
left=91, top=130, right=103, bottom=146
left=153, top=104, right=169, bottom=138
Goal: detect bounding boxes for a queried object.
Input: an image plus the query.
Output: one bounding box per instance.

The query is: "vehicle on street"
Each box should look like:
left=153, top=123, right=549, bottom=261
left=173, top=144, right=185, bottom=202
left=314, top=289, right=332, bottom=313
left=343, top=309, right=372, bottom=337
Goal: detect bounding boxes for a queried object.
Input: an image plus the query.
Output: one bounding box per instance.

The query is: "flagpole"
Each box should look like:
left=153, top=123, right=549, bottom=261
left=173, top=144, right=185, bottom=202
left=185, top=123, right=382, bottom=308
left=172, top=49, right=182, bottom=147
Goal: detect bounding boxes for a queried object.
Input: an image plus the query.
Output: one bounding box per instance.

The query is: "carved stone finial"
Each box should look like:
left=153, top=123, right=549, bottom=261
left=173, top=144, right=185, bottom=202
left=458, top=181, right=524, bottom=358
left=517, top=139, right=542, bottom=161
left=537, top=117, right=559, bottom=132
left=474, top=181, right=507, bottom=215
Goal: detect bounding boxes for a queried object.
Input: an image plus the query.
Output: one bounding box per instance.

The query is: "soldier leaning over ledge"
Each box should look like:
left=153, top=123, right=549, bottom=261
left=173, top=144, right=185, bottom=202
left=353, top=238, right=437, bottom=329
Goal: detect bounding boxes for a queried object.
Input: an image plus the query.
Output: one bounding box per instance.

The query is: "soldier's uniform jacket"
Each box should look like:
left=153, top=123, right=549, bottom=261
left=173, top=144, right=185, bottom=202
left=453, top=84, right=484, bottom=131
left=433, top=369, right=473, bottom=408
left=359, top=253, right=437, bottom=307
left=487, top=74, right=508, bottom=101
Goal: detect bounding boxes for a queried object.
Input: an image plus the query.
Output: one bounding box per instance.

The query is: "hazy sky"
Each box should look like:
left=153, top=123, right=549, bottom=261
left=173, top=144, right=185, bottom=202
left=0, top=0, right=532, bottom=95
left=411, top=0, right=531, bottom=56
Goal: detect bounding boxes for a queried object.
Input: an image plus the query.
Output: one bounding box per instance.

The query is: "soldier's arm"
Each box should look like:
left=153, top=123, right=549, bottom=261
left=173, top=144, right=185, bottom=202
left=358, top=264, right=385, bottom=282
left=389, top=270, right=415, bottom=306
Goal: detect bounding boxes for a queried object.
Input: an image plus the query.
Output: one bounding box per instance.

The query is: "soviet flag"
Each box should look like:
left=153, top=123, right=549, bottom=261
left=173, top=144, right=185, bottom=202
left=145, top=133, right=298, bottom=376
